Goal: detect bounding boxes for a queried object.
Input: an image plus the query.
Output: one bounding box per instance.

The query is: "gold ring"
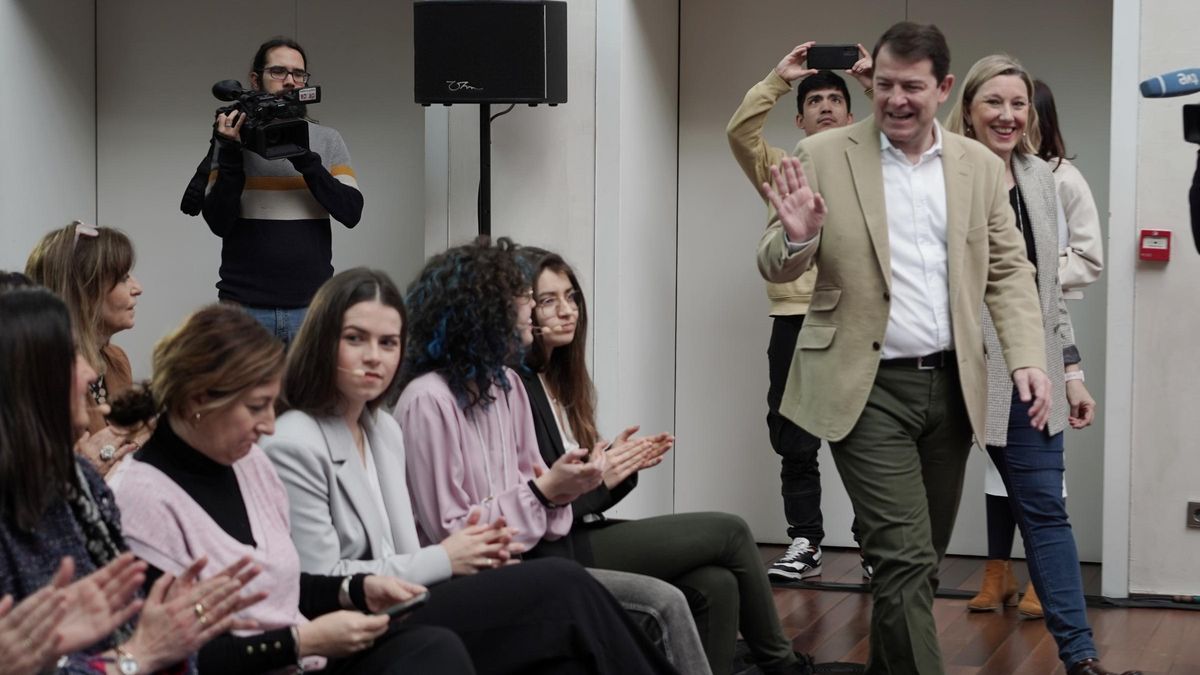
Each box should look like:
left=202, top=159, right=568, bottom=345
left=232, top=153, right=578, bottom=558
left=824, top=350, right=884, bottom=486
left=194, top=602, right=206, bottom=618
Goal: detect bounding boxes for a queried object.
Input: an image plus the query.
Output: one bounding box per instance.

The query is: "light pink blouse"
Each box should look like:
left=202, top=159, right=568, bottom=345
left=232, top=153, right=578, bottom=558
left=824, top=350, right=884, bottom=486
left=395, top=368, right=572, bottom=549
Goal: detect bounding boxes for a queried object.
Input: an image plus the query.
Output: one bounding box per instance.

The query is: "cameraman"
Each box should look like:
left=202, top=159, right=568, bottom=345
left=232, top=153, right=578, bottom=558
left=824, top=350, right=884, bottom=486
left=203, top=37, right=363, bottom=343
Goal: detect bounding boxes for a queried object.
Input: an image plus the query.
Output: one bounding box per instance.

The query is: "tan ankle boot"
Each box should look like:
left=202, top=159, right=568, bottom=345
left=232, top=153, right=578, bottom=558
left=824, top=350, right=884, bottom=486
left=968, top=560, right=1019, bottom=611
left=1019, top=581, right=1044, bottom=619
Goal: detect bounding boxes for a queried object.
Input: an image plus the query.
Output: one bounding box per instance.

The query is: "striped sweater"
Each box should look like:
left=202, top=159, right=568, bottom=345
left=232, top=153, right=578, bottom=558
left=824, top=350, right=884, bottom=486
left=203, top=121, right=362, bottom=308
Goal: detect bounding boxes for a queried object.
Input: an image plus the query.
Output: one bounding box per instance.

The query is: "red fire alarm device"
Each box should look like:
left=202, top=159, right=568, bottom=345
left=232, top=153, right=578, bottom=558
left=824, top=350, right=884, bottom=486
left=1139, top=229, right=1171, bottom=261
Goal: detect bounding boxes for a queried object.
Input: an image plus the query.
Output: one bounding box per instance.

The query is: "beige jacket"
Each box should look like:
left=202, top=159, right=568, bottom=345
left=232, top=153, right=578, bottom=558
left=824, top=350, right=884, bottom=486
left=726, top=69, right=816, bottom=315
left=1051, top=158, right=1104, bottom=299
left=756, top=117, right=1047, bottom=442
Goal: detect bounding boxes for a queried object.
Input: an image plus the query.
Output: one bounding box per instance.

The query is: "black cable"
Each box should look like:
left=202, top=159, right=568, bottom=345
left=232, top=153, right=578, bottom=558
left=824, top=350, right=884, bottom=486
left=490, top=104, right=516, bottom=122
left=478, top=104, right=518, bottom=236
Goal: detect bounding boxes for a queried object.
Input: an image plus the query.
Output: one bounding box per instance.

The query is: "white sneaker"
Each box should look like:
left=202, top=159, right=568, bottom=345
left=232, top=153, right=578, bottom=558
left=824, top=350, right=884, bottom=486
left=768, top=537, right=822, bottom=581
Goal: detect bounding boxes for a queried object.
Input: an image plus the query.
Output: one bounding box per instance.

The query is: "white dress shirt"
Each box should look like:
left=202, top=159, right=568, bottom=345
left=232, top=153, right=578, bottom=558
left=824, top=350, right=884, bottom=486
left=361, top=435, right=397, bottom=559
left=877, top=123, right=953, bottom=359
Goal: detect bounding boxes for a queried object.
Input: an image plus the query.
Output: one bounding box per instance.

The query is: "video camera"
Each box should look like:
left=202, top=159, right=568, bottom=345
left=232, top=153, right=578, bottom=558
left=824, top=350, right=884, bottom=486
left=212, top=80, right=321, bottom=160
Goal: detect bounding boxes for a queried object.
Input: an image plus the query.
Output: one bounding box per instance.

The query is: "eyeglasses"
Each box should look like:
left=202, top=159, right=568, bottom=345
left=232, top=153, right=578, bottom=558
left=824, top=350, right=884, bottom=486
left=535, top=290, right=579, bottom=314
left=262, top=66, right=311, bottom=84
left=514, top=289, right=535, bottom=305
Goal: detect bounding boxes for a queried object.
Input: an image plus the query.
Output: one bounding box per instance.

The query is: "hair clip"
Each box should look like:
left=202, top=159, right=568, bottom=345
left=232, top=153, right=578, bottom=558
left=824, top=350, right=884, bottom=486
left=71, top=220, right=100, bottom=250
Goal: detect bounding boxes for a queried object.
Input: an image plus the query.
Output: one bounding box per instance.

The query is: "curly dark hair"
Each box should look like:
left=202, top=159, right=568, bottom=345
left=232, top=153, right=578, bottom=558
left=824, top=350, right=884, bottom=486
left=397, top=237, right=529, bottom=411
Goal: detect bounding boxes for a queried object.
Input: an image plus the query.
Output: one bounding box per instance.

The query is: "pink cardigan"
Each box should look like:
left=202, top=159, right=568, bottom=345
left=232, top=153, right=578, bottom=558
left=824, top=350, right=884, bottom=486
left=112, top=446, right=311, bottom=636
left=395, top=368, right=572, bottom=549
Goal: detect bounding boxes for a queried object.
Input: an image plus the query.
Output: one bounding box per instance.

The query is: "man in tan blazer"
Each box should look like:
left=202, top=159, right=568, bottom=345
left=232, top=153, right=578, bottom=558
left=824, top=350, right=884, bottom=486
left=756, top=22, right=1050, bottom=675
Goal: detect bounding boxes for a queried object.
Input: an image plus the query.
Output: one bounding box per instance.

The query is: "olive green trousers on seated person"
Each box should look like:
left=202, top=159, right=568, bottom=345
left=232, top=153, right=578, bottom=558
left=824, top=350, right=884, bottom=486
left=587, top=511, right=795, bottom=675
left=829, top=363, right=973, bottom=675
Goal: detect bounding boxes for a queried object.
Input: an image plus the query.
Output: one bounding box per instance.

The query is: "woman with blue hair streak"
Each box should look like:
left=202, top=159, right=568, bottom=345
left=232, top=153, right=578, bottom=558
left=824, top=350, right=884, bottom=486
left=394, top=238, right=693, bottom=675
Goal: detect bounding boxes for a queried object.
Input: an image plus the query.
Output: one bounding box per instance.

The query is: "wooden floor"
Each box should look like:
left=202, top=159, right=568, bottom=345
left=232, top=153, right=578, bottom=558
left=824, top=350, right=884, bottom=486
left=760, top=546, right=1200, bottom=674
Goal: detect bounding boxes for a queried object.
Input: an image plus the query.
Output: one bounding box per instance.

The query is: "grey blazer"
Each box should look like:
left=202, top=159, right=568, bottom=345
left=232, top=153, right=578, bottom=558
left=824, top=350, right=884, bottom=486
left=981, top=152, right=1074, bottom=446
left=263, top=409, right=452, bottom=585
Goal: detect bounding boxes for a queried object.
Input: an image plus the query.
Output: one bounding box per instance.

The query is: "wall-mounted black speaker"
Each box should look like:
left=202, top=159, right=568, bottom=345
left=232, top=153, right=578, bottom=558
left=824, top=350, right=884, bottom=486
left=414, top=0, right=567, bottom=106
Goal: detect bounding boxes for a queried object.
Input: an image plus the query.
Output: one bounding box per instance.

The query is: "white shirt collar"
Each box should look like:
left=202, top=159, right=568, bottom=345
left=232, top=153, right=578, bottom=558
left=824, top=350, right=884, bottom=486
left=880, top=120, right=944, bottom=163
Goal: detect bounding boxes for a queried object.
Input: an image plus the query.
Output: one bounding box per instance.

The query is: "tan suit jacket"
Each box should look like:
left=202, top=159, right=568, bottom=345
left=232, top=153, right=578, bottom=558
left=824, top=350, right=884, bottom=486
left=757, top=117, right=1046, bottom=442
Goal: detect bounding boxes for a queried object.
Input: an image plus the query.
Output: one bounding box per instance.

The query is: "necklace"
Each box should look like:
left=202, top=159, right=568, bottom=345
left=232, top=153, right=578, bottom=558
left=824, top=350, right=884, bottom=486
left=89, top=373, right=108, bottom=407
left=1013, top=184, right=1024, bottom=233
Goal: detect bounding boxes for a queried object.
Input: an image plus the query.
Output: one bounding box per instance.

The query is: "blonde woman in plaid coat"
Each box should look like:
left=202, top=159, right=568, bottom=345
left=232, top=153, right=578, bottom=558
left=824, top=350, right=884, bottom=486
left=945, top=55, right=1137, bottom=675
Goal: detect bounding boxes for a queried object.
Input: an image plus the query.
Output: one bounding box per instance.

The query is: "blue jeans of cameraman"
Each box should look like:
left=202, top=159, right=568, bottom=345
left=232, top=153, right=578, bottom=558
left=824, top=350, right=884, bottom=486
left=243, top=305, right=307, bottom=347
left=987, top=387, right=1097, bottom=667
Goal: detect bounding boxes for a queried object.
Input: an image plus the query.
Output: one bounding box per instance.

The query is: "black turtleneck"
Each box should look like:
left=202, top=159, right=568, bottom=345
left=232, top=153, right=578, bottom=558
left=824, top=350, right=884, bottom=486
left=135, top=419, right=255, bottom=546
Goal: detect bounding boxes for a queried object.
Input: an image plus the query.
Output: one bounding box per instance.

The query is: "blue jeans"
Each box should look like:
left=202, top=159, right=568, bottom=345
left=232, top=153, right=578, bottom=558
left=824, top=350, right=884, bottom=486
left=242, top=305, right=307, bottom=346
left=987, top=388, right=1096, bottom=668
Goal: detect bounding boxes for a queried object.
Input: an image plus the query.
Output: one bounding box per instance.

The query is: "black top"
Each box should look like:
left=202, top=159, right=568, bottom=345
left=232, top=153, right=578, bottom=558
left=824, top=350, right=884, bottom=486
left=517, top=370, right=637, bottom=566
left=1190, top=150, right=1200, bottom=254
left=136, top=419, right=367, bottom=674
left=1009, top=185, right=1038, bottom=269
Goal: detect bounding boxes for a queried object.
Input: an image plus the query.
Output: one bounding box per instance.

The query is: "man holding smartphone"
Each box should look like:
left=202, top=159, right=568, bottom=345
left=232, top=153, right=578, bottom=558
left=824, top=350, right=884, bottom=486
left=726, top=41, right=872, bottom=583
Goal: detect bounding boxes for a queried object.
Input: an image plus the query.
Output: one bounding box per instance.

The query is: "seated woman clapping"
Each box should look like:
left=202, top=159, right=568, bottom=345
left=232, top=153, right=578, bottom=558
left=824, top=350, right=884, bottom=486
left=395, top=239, right=703, bottom=675
left=512, top=247, right=810, bottom=675
left=0, top=286, right=257, bottom=674
left=108, top=304, right=475, bottom=674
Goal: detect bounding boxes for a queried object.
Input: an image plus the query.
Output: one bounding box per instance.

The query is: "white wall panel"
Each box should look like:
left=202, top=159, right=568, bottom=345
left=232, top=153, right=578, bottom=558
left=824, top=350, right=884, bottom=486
left=0, top=0, right=96, bottom=274
left=1127, top=0, right=1200, bottom=596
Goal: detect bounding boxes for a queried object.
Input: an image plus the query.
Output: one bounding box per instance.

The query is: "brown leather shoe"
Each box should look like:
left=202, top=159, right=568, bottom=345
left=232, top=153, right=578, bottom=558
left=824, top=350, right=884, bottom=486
left=1018, top=580, right=1044, bottom=619
left=1067, top=658, right=1143, bottom=675
left=967, top=560, right=1018, bottom=611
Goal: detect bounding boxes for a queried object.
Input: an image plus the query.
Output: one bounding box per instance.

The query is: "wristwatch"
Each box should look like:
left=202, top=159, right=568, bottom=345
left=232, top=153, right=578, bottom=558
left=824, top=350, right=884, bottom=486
left=115, top=646, right=140, bottom=675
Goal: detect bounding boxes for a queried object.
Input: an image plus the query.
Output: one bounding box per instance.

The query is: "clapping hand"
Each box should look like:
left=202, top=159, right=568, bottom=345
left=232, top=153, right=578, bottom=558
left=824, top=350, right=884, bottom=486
left=442, top=510, right=524, bottom=574
left=532, top=447, right=604, bottom=506
left=601, top=426, right=674, bottom=489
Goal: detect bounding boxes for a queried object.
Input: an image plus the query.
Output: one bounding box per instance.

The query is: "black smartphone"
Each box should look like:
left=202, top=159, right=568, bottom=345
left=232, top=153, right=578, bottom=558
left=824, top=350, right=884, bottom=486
left=807, top=44, right=860, bottom=71
left=378, top=591, right=429, bottom=618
